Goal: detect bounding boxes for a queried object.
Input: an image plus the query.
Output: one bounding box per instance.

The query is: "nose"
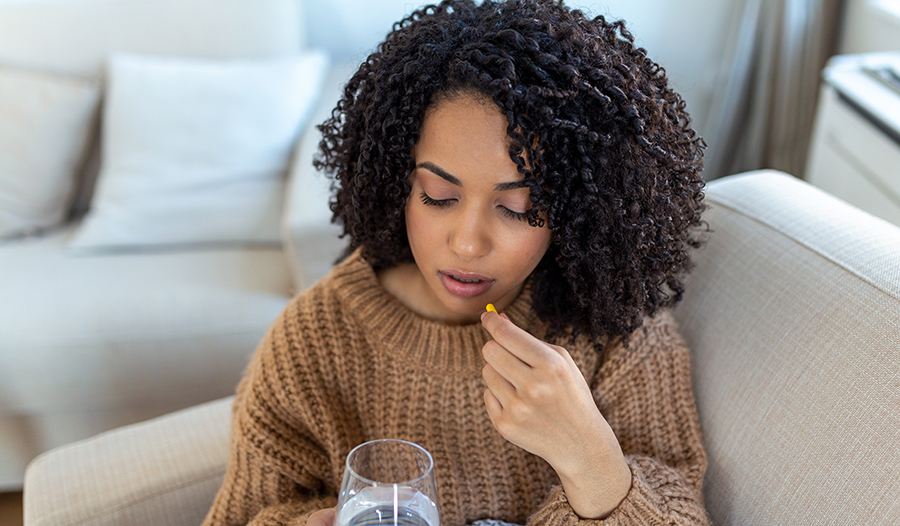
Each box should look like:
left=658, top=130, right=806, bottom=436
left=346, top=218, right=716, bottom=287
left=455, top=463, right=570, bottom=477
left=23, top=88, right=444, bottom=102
left=448, top=207, right=491, bottom=260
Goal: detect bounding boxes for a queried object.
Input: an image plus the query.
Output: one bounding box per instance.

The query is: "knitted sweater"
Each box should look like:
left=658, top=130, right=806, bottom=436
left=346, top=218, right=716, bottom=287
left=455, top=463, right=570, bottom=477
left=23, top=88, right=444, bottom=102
left=202, top=251, right=709, bottom=526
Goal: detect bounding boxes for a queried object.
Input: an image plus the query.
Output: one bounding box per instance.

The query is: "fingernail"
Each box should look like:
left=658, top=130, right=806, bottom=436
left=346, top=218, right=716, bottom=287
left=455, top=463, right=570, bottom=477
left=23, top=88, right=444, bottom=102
left=481, top=311, right=488, bottom=322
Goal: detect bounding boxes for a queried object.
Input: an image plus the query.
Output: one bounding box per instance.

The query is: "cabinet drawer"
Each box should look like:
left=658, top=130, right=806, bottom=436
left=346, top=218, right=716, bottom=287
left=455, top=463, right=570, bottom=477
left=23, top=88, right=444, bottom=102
left=807, top=84, right=900, bottom=225
left=828, top=91, right=900, bottom=198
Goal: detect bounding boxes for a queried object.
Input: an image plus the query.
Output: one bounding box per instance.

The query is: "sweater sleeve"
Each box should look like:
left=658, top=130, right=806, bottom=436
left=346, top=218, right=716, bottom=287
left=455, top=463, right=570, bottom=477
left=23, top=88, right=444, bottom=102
left=526, top=310, right=709, bottom=526
left=201, top=296, right=351, bottom=526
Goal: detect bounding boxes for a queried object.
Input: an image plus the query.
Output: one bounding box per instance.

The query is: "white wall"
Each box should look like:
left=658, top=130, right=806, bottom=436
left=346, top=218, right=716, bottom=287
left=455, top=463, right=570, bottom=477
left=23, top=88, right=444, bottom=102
left=304, top=0, right=411, bottom=63
left=572, top=1, right=736, bottom=128
left=306, top=0, right=738, bottom=133
left=839, top=0, right=900, bottom=53
left=0, top=0, right=738, bottom=133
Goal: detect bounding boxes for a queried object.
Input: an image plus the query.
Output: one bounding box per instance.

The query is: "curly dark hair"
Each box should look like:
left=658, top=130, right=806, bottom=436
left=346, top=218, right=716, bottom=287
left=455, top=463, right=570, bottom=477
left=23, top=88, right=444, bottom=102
left=314, top=0, right=707, bottom=345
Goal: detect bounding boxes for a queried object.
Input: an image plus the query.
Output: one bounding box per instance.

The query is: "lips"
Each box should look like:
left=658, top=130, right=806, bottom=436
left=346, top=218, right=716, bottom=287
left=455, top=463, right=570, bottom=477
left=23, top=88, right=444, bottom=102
left=439, top=270, right=494, bottom=298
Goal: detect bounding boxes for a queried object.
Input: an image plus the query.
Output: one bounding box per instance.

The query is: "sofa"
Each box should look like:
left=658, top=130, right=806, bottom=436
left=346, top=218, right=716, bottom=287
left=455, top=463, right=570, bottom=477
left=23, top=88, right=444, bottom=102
left=0, top=0, right=394, bottom=490
left=20, top=170, right=900, bottom=525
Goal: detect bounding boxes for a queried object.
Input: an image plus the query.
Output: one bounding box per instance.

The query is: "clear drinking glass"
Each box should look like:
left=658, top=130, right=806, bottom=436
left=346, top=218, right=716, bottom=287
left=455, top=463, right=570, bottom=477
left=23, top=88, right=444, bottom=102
left=336, top=439, right=441, bottom=526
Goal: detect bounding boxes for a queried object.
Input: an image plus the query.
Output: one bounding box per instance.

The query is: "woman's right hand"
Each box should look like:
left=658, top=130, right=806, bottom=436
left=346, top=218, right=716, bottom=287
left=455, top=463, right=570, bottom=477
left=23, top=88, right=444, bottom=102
left=307, top=508, right=337, bottom=526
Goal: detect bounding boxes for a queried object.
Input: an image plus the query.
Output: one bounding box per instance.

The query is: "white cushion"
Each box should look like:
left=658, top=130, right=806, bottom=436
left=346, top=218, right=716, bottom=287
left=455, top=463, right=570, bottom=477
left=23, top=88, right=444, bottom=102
left=0, top=225, right=291, bottom=414
left=0, top=0, right=308, bottom=221
left=70, top=51, right=329, bottom=252
left=0, top=67, right=99, bottom=239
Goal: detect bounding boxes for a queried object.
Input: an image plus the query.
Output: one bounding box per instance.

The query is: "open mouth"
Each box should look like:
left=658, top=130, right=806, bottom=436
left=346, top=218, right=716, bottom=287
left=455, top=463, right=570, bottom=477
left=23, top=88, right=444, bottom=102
left=440, top=271, right=494, bottom=298
left=450, top=275, right=484, bottom=283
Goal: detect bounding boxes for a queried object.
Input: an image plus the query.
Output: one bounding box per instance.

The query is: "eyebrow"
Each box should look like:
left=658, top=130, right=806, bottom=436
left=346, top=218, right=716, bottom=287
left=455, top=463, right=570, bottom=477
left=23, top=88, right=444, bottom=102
left=416, top=162, right=528, bottom=191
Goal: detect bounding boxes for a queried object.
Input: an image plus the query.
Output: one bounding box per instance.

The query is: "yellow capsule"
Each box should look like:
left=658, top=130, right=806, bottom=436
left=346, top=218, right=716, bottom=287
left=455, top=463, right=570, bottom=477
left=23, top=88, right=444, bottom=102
left=485, top=303, right=497, bottom=314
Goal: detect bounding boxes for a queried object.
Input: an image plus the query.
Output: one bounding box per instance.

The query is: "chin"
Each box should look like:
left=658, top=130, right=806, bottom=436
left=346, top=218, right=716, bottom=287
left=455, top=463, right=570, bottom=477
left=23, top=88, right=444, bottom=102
left=430, top=292, right=483, bottom=317
left=443, top=298, right=483, bottom=315
left=448, top=291, right=506, bottom=314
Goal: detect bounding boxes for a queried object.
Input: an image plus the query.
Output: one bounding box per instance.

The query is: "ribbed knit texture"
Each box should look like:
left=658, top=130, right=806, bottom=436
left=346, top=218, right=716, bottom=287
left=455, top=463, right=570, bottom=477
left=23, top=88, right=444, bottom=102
left=202, top=251, right=709, bottom=526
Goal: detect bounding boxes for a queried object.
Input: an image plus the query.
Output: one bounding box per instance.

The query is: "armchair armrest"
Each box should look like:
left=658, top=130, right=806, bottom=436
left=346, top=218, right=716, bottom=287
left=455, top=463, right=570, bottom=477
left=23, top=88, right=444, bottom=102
left=282, top=64, right=357, bottom=293
left=23, top=397, right=233, bottom=526
left=674, top=170, right=900, bottom=524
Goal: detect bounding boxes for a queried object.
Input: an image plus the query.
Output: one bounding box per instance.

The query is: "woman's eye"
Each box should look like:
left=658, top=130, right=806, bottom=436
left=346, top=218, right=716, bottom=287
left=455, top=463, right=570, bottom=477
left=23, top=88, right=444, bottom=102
left=500, top=206, right=529, bottom=222
left=420, top=192, right=452, bottom=208
left=420, top=191, right=527, bottom=222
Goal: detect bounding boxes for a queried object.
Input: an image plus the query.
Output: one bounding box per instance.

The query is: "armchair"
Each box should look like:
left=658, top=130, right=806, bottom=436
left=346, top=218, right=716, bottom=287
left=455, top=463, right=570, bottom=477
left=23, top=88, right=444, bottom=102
left=22, top=171, right=900, bottom=525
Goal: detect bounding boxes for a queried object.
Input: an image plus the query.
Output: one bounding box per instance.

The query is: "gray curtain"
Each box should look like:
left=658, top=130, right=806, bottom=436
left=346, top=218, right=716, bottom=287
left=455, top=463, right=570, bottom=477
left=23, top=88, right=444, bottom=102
left=700, top=0, right=845, bottom=181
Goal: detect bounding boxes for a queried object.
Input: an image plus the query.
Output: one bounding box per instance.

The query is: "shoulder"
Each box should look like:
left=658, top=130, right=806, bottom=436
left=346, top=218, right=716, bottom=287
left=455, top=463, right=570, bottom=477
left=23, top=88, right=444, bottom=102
left=279, top=249, right=375, bottom=325
left=594, top=309, right=691, bottom=383
left=626, top=309, right=686, bottom=352
left=238, top=251, right=374, bottom=394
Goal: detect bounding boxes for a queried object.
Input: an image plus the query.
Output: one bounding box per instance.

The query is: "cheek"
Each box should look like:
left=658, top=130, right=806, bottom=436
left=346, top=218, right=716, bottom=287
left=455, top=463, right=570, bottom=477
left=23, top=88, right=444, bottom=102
left=405, top=202, right=437, bottom=251
left=502, top=228, right=552, bottom=272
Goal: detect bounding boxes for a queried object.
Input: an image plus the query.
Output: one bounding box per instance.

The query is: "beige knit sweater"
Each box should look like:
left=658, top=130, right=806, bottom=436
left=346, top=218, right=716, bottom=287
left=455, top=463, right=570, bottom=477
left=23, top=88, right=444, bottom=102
left=202, top=251, right=709, bottom=526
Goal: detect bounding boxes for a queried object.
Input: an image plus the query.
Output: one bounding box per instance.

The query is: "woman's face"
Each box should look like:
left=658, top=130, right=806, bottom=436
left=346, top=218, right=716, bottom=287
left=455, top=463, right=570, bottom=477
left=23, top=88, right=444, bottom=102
left=404, top=94, right=552, bottom=323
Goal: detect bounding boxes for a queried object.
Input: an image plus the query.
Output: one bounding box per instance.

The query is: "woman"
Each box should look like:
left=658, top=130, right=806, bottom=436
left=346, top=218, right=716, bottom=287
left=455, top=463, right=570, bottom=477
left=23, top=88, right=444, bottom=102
left=202, top=1, right=709, bottom=525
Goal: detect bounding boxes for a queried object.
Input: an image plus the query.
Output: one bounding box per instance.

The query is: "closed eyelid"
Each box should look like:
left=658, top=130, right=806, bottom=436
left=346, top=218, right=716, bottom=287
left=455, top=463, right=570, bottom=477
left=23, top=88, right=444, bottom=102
left=500, top=189, right=532, bottom=209
left=500, top=198, right=529, bottom=213
left=417, top=177, right=457, bottom=200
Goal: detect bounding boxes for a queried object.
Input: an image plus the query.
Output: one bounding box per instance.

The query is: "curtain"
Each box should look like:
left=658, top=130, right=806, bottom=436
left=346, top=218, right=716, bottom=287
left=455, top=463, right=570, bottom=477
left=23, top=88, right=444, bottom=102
left=700, top=0, right=845, bottom=181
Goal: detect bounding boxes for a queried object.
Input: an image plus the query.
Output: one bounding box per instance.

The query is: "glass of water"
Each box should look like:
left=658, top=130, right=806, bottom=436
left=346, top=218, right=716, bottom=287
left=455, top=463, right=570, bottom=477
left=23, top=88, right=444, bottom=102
left=336, top=439, right=441, bottom=526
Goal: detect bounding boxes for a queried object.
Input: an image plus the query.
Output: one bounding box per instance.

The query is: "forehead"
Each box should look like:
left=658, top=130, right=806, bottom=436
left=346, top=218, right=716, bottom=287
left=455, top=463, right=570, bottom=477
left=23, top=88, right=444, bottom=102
left=420, top=93, right=506, bottom=139
left=415, top=94, right=522, bottom=182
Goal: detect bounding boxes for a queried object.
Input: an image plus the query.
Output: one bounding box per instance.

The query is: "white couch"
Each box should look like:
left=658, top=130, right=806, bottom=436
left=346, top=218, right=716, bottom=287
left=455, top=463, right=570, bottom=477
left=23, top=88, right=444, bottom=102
left=0, top=0, right=370, bottom=490
left=21, top=170, right=900, bottom=526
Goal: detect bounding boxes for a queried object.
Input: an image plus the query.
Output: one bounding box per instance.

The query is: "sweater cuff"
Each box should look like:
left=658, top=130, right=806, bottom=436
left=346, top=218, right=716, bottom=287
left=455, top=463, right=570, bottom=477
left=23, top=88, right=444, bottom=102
left=527, top=456, right=707, bottom=526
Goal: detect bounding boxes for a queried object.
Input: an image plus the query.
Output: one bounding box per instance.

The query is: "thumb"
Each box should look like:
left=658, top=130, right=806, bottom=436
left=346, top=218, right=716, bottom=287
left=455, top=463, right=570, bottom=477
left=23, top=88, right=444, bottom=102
left=307, top=508, right=337, bottom=526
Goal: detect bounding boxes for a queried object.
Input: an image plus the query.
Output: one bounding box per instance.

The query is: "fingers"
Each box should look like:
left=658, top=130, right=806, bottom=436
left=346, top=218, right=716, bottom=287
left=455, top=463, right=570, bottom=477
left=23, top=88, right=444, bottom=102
left=483, top=385, right=510, bottom=437
left=482, top=339, right=530, bottom=387
left=307, top=508, right=336, bottom=526
left=480, top=311, right=547, bottom=366
left=482, top=361, right=517, bottom=406
left=481, top=311, right=583, bottom=398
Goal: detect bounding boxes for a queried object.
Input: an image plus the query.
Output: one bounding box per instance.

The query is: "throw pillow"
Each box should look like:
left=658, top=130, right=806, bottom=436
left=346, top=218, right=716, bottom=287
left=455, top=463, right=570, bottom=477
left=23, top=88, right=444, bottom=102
left=0, top=67, right=100, bottom=239
left=69, top=51, right=329, bottom=252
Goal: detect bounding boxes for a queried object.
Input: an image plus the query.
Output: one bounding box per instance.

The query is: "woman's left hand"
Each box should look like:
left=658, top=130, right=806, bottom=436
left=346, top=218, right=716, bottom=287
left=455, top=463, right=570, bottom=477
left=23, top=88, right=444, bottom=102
left=480, top=310, right=632, bottom=518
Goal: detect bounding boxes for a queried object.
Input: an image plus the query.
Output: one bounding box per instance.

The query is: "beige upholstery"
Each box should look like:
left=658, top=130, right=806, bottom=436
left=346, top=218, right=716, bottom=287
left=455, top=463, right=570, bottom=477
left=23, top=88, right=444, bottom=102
left=24, top=397, right=232, bottom=526
left=22, top=171, right=900, bottom=525
left=674, top=170, right=900, bottom=524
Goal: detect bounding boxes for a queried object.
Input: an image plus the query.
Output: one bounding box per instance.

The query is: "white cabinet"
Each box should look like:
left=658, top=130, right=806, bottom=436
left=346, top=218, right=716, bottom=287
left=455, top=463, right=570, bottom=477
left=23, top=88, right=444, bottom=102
left=805, top=53, right=900, bottom=227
